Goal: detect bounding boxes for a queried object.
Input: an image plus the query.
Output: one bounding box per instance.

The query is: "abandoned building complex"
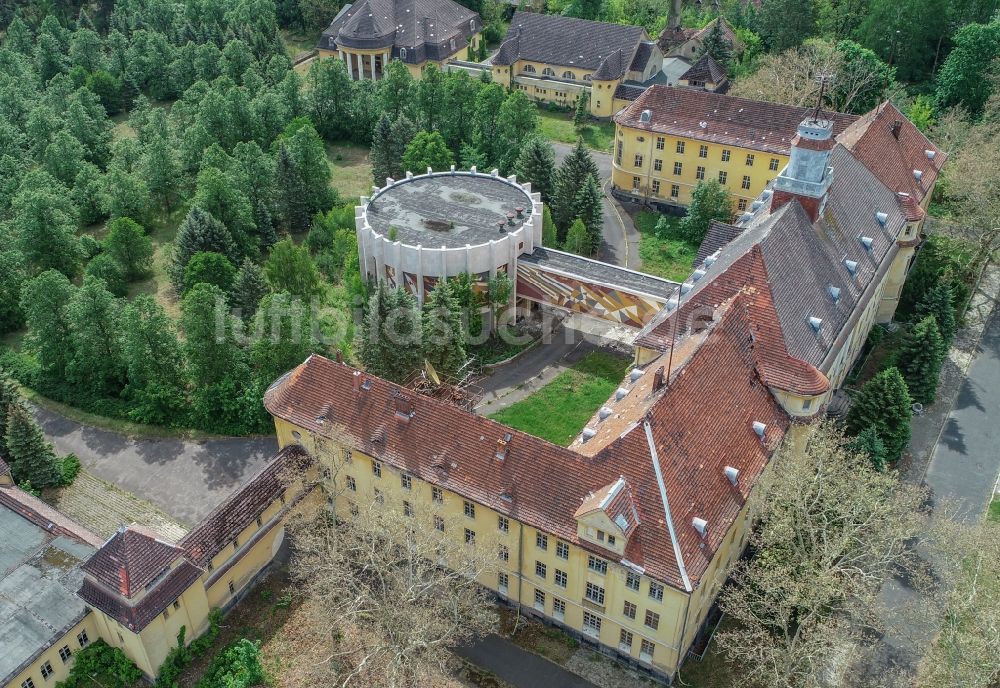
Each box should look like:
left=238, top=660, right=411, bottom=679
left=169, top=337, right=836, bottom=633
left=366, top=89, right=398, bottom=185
left=3, top=36, right=944, bottom=688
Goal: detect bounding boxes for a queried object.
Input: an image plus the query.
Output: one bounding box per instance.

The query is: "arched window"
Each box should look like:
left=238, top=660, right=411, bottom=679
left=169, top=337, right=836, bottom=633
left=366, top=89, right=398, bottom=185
left=542, top=67, right=555, bottom=77
left=583, top=74, right=592, bottom=81
left=450, top=37, right=455, bottom=51
left=523, top=64, right=536, bottom=73
left=562, top=70, right=574, bottom=79
left=400, top=47, right=407, bottom=60
left=470, top=19, right=475, bottom=32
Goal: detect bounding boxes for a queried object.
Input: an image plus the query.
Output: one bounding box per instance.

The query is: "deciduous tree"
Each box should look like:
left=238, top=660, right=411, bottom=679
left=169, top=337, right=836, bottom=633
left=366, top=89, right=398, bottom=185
left=67, top=276, right=127, bottom=395
left=20, top=270, right=76, bottom=381
left=13, top=172, right=82, bottom=278
left=184, top=252, right=238, bottom=294
left=263, top=238, right=321, bottom=298
left=104, top=218, right=153, bottom=280
left=121, top=296, right=188, bottom=426
left=678, top=180, right=731, bottom=243
left=564, top=218, right=590, bottom=256
left=401, top=130, right=454, bottom=174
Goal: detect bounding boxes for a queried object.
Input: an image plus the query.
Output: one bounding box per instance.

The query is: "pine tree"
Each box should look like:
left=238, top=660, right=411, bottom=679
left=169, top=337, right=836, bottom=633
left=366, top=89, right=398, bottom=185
left=0, top=371, right=21, bottom=458
left=514, top=137, right=556, bottom=203
left=914, top=282, right=957, bottom=345
left=542, top=206, right=558, bottom=247
left=357, top=282, right=422, bottom=382
left=370, top=115, right=395, bottom=185
left=897, top=316, right=948, bottom=405
left=172, top=207, right=237, bottom=289
left=846, top=367, right=913, bottom=461
left=850, top=426, right=889, bottom=471
left=564, top=219, right=591, bottom=256
left=422, top=280, right=467, bottom=378
left=700, top=20, right=734, bottom=65
left=388, top=114, right=418, bottom=178
left=574, top=174, right=603, bottom=253
left=5, top=403, right=62, bottom=489
left=231, top=260, right=269, bottom=321
left=573, top=91, right=590, bottom=130
left=275, top=142, right=310, bottom=232
left=551, top=139, right=599, bottom=236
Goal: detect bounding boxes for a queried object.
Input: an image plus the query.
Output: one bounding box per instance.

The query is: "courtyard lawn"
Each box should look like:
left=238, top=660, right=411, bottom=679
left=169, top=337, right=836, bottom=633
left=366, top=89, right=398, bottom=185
left=634, top=211, right=699, bottom=282
left=537, top=110, right=615, bottom=153
left=328, top=141, right=374, bottom=202
left=488, top=350, right=629, bottom=446
left=990, top=497, right=1000, bottom=522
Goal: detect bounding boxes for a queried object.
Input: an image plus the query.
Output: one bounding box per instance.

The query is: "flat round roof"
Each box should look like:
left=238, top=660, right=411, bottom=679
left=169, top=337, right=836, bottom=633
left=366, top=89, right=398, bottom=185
left=364, top=174, right=532, bottom=249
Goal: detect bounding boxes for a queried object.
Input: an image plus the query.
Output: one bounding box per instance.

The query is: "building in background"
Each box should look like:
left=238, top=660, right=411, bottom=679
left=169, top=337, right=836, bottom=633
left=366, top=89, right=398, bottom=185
left=317, top=0, right=483, bottom=80
left=490, top=11, right=665, bottom=117
left=611, top=85, right=857, bottom=211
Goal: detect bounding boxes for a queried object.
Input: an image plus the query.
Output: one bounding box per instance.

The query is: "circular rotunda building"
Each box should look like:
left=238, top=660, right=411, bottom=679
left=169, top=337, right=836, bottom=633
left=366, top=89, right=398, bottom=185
left=356, top=167, right=542, bottom=301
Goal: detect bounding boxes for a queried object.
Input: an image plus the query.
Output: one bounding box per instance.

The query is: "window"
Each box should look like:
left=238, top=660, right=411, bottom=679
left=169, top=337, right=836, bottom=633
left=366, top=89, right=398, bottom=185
left=432, top=486, right=443, bottom=503
left=523, top=64, right=536, bottom=73
left=632, top=176, right=641, bottom=190
left=403, top=500, right=413, bottom=517
left=648, top=582, right=664, bottom=601
left=584, top=74, right=592, bottom=81
left=498, top=516, right=509, bottom=533
left=673, top=161, right=683, bottom=175
left=534, top=589, right=546, bottom=609
left=615, top=140, right=623, bottom=165
left=464, top=501, right=475, bottom=518
left=232, top=537, right=239, bottom=550
left=207, top=562, right=214, bottom=572
left=498, top=572, right=509, bottom=591
left=651, top=180, right=660, bottom=194
left=653, top=158, right=662, bottom=172
left=434, top=515, right=445, bottom=531
left=554, top=569, right=567, bottom=587
left=470, top=19, right=476, bottom=31
left=626, top=571, right=641, bottom=591
left=739, top=198, right=749, bottom=211
left=373, top=488, right=384, bottom=504
left=585, top=582, right=605, bottom=605
left=400, top=48, right=406, bottom=60
left=588, top=555, right=608, bottom=575
left=645, top=610, right=660, bottom=630
left=739, top=175, right=751, bottom=191
left=634, top=153, right=643, bottom=168
left=562, top=70, right=574, bottom=79
left=597, top=530, right=605, bottom=543
left=718, top=171, right=728, bottom=185
left=699, top=144, right=708, bottom=158
left=372, top=460, right=381, bottom=477
left=173, top=600, right=181, bottom=611
left=721, top=149, right=731, bottom=162
left=640, top=639, right=655, bottom=661
left=344, top=449, right=353, bottom=463
left=228, top=580, right=236, bottom=595
left=542, top=67, right=555, bottom=76
left=117, top=632, right=124, bottom=643
left=256, top=515, right=263, bottom=528
left=77, top=631, right=89, bottom=648
left=465, top=528, right=476, bottom=544
left=322, top=468, right=331, bottom=481
left=670, top=184, right=679, bottom=198
left=769, top=157, right=780, bottom=171
left=695, top=165, right=705, bottom=180
left=746, top=153, right=755, bottom=167
left=346, top=476, right=356, bottom=491
left=623, top=600, right=637, bottom=619
left=59, top=645, right=72, bottom=662
left=583, top=611, right=602, bottom=635
left=535, top=532, right=548, bottom=550
left=619, top=629, right=633, bottom=651
left=401, top=474, right=411, bottom=490
left=608, top=535, right=616, bottom=547
left=656, top=136, right=665, bottom=150
left=802, top=397, right=813, bottom=411
left=535, top=561, right=547, bottom=578
left=556, top=541, right=569, bottom=559
left=553, top=597, right=566, bottom=619
left=499, top=544, right=509, bottom=561
left=279, top=492, right=286, bottom=505
left=676, top=140, right=685, bottom=154
left=22, top=679, right=35, bottom=688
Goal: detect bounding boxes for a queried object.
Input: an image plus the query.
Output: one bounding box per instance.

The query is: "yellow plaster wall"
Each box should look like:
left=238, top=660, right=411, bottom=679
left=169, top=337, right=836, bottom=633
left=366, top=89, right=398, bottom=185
left=590, top=80, right=620, bottom=117
left=4, top=617, right=98, bottom=688
left=612, top=124, right=787, bottom=211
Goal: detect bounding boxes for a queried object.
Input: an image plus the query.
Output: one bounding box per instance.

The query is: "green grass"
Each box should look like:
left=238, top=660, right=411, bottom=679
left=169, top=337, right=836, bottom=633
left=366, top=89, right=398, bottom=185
left=634, top=211, right=698, bottom=282
left=673, top=617, right=741, bottom=688
left=989, top=498, right=1000, bottom=522
left=328, top=141, right=374, bottom=202
left=280, top=29, right=319, bottom=59
left=488, top=351, right=629, bottom=445
left=537, top=110, right=615, bottom=153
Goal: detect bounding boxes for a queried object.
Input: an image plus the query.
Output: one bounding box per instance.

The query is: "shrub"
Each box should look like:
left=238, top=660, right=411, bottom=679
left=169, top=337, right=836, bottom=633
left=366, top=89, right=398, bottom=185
left=59, top=453, right=81, bottom=486
left=195, top=639, right=268, bottom=688
left=56, top=639, right=142, bottom=688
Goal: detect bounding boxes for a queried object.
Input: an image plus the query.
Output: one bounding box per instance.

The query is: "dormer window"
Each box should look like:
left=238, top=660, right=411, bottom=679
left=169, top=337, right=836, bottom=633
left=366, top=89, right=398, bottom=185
left=844, top=259, right=858, bottom=276
left=399, top=48, right=407, bottom=60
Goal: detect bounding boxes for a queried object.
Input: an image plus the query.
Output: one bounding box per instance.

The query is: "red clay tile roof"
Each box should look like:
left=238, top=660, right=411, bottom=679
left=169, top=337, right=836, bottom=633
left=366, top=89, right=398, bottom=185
left=657, top=26, right=696, bottom=52
left=180, top=445, right=312, bottom=568
left=614, top=85, right=857, bottom=156
left=896, top=192, right=926, bottom=221
left=80, top=525, right=184, bottom=598
left=265, top=305, right=787, bottom=591
left=574, top=477, right=641, bottom=538
left=78, top=561, right=203, bottom=632
left=837, top=101, right=946, bottom=204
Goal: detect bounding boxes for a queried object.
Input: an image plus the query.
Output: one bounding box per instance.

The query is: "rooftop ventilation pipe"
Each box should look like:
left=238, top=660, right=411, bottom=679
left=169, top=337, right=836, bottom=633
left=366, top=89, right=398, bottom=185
left=875, top=211, right=888, bottom=226
left=581, top=427, right=597, bottom=442
left=692, top=517, right=708, bottom=537
left=844, top=259, right=858, bottom=276
left=724, top=466, right=739, bottom=486
left=752, top=421, right=767, bottom=439
left=598, top=407, right=613, bottom=421
left=652, top=366, right=665, bottom=391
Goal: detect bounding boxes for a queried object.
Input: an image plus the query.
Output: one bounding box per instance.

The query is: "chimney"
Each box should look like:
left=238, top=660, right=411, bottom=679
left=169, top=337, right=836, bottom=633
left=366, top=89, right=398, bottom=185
left=118, top=565, right=130, bottom=596
left=394, top=395, right=413, bottom=421
left=652, top=366, right=665, bottom=391
left=335, top=351, right=343, bottom=364
left=353, top=370, right=362, bottom=391
left=515, top=206, right=525, bottom=219
left=891, top=120, right=902, bottom=139
left=506, top=212, right=516, bottom=226
left=770, top=116, right=836, bottom=222
left=496, top=433, right=511, bottom=461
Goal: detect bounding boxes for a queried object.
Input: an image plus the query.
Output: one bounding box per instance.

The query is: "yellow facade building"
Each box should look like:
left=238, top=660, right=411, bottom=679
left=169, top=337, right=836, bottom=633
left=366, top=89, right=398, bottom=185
left=611, top=85, right=857, bottom=212
left=317, top=0, right=482, bottom=80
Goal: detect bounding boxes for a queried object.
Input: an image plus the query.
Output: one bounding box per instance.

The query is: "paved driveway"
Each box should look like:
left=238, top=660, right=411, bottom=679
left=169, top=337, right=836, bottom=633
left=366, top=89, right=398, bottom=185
left=33, top=406, right=278, bottom=527
left=456, top=635, right=598, bottom=688
left=551, top=142, right=641, bottom=269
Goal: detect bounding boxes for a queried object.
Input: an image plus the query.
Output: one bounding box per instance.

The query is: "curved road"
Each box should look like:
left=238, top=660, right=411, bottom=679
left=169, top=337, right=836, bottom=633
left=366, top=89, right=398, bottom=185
left=33, top=405, right=277, bottom=527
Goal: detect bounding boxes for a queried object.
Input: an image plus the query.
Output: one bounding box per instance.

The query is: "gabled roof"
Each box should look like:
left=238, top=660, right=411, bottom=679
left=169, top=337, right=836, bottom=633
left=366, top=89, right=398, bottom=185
left=680, top=53, right=727, bottom=84
left=264, top=330, right=786, bottom=590
left=696, top=220, right=743, bottom=265
left=658, top=17, right=742, bottom=55
left=629, top=42, right=655, bottom=72
left=492, top=11, right=646, bottom=77
left=615, top=85, right=857, bottom=156
left=836, top=101, right=946, bottom=204
left=80, top=525, right=183, bottom=598
left=574, top=477, right=641, bottom=537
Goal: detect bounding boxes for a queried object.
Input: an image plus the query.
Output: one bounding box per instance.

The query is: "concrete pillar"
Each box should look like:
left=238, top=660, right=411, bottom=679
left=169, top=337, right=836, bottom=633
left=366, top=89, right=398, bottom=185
left=371, top=53, right=377, bottom=80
